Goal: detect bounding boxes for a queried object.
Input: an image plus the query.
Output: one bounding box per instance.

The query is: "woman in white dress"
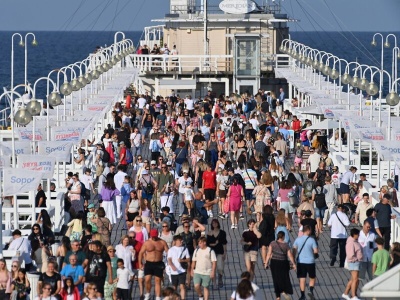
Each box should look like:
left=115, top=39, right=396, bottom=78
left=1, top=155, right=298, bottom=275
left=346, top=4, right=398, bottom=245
left=100, top=175, right=120, bottom=225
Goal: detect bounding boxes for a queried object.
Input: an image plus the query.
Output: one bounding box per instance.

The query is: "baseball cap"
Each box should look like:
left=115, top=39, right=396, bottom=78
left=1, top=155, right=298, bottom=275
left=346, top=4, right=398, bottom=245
left=119, top=141, right=125, bottom=145
left=150, top=160, right=157, bottom=165
left=150, top=229, right=158, bottom=238
left=166, top=161, right=172, bottom=166
left=88, top=203, right=95, bottom=209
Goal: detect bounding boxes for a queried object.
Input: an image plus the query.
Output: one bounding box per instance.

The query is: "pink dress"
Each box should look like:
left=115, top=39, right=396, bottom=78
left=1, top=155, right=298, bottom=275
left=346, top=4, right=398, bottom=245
left=229, top=184, right=242, bottom=212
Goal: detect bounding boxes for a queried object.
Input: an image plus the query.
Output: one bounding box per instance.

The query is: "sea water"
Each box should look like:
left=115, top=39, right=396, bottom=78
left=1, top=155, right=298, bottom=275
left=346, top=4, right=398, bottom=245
left=0, top=31, right=398, bottom=105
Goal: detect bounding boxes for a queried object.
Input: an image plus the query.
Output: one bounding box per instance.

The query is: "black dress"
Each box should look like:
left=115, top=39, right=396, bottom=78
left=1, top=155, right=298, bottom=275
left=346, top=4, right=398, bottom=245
left=259, top=214, right=275, bottom=247
left=269, top=241, right=293, bottom=297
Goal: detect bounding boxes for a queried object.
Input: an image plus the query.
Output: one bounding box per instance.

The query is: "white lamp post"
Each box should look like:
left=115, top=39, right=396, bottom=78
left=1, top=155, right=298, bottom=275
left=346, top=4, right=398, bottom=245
left=24, top=33, right=38, bottom=86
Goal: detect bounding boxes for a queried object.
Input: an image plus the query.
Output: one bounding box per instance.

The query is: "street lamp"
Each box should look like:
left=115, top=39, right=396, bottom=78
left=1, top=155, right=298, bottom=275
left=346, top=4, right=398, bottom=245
left=24, top=32, right=38, bottom=86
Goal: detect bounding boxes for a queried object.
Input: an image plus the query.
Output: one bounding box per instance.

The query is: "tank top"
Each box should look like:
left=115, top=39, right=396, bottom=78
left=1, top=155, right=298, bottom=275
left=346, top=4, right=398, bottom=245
left=128, top=199, right=140, bottom=213
left=208, top=140, right=218, bottom=151
left=143, top=115, right=152, bottom=128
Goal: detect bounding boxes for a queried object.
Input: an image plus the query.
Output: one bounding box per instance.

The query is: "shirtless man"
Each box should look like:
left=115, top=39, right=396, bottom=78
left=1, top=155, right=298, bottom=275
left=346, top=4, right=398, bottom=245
left=138, top=229, right=169, bottom=300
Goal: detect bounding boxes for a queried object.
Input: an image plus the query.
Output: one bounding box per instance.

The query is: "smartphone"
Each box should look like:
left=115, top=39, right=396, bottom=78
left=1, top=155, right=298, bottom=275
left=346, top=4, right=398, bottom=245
left=369, top=241, right=374, bottom=249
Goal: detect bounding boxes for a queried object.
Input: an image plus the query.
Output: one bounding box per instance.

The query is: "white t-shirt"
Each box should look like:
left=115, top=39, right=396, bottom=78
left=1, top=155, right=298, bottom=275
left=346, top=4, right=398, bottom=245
left=34, top=297, right=57, bottom=300
left=178, top=176, right=193, bottom=194
left=117, top=268, right=134, bottom=289
left=81, top=174, right=94, bottom=190
left=307, top=153, right=321, bottom=172
left=167, top=246, right=190, bottom=275
left=192, top=247, right=217, bottom=276
left=185, top=98, right=194, bottom=110
left=249, top=119, right=259, bottom=130
left=130, top=132, right=142, bottom=147
left=230, top=292, right=255, bottom=300
left=137, top=97, right=147, bottom=109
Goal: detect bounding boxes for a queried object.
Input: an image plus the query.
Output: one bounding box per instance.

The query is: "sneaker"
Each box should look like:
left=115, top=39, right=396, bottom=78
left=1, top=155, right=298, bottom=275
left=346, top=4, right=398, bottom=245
left=231, top=224, right=235, bottom=229
left=330, top=259, right=336, bottom=267
left=220, top=214, right=226, bottom=219
left=308, top=292, right=315, bottom=300
left=350, top=297, right=361, bottom=300
left=225, top=213, right=228, bottom=218
left=234, top=224, right=238, bottom=229
left=282, top=292, right=291, bottom=300
left=239, top=214, right=244, bottom=220
left=341, top=294, right=351, bottom=300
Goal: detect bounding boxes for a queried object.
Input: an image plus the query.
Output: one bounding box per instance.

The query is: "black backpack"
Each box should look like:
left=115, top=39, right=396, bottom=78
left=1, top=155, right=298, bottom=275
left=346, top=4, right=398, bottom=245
left=80, top=182, right=86, bottom=197
left=314, top=187, right=327, bottom=209
left=165, top=214, right=178, bottom=232
left=102, top=148, right=110, bottom=163
left=303, top=180, right=314, bottom=198
left=194, top=200, right=209, bottom=225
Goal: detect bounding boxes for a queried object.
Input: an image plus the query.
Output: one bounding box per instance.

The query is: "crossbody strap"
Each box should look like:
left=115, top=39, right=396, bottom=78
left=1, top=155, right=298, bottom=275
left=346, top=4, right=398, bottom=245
left=335, top=213, right=347, bottom=229
left=245, top=169, right=256, bottom=187
left=296, top=236, right=310, bottom=262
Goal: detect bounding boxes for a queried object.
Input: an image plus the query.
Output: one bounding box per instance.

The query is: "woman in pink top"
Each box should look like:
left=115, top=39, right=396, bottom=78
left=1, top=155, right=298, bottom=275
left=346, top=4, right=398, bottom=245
left=130, top=215, right=149, bottom=243
left=342, top=228, right=363, bottom=300
left=278, top=180, right=295, bottom=230
left=227, top=177, right=245, bottom=230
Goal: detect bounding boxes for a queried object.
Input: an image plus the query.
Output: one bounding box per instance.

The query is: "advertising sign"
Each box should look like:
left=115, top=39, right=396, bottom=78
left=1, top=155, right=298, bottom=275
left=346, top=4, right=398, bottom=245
left=38, top=141, right=74, bottom=161
left=17, top=155, right=56, bottom=179
left=2, top=167, right=43, bottom=196
left=219, top=0, right=257, bottom=14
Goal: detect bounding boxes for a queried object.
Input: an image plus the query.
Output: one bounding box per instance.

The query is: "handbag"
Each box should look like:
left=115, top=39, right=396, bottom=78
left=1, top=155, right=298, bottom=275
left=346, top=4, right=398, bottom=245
left=223, top=197, right=230, bottom=214
left=288, top=191, right=299, bottom=207
left=179, top=246, right=188, bottom=270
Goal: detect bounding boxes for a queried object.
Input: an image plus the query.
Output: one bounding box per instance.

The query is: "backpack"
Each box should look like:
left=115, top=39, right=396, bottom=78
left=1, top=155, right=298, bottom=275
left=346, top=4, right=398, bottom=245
left=303, top=180, right=314, bottom=198
left=125, top=148, right=133, bottom=164
left=102, top=148, right=110, bottom=163
left=296, top=148, right=303, bottom=158
left=314, top=187, right=327, bottom=209
left=151, top=140, right=160, bottom=152
left=300, top=131, right=307, bottom=142
left=80, top=182, right=86, bottom=197
left=165, top=214, right=178, bottom=232
left=194, top=200, right=209, bottom=225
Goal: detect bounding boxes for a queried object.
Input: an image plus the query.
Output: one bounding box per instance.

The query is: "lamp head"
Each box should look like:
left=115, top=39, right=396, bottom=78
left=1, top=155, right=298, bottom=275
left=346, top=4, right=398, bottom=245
left=323, top=65, right=332, bottom=76
left=32, top=40, right=38, bottom=46
left=60, top=82, right=73, bottom=96
left=330, top=69, right=339, bottom=80
left=70, top=78, right=82, bottom=91
left=18, top=40, right=25, bottom=47
left=386, top=91, right=400, bottom=106
left=47, top=91, right=62, bottom=107
left=359, top=78, right=370, bottom=90
left=96, top=65, right=104, bottom=74
left=341, top=73, right=352, bottom=85
left=26, top=99, right=42, bottom=116
left=14, top=107, right=32, bottom=126
left=318, top=61, right=325, bottom=71
left=371, top=40, right=377, bottom=47
left=384, top=41, right=390, bottom=48
left=366, top=82, right=379, bottom=96
left=91, top=70, right=100, bottom=80
left=305, top=57, right=312, bottom=66
left=102, top=62, right=109, bottom=71
left=78, top=75, right=88, bottom=87
left=312, top=60, right=319, bottom=69
left=84, top=72, right=93, bottom=83
left=350, top=75, right=360, bottom=88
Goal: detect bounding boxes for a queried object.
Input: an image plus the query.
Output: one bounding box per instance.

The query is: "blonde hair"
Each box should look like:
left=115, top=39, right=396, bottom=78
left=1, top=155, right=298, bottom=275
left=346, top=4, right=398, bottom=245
left=91, top=233, right=104, bottom=244
left=276, top=210, right=286, bottom=226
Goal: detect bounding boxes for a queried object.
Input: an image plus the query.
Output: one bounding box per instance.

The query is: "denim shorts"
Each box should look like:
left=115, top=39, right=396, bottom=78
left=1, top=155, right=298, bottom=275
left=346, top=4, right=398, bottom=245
left=314, top=207, right=326, bottom=219
left=347, top=261, right=360, bottom=271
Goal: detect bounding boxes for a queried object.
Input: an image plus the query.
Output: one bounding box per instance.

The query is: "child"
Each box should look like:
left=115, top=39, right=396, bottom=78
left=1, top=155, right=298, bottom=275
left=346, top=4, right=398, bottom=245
left=86, top=204, right=98, bottom=233
left=296, top=197, right=314, bottom=226
left=116, top=258, right=134, bottom=300
left=372, top=237, right=391, bottom=277
left=183, top=182, right=195, bottom=216
left=81, top=225, right=93, bottom=249
left=67, top=211, right=85, bottom=241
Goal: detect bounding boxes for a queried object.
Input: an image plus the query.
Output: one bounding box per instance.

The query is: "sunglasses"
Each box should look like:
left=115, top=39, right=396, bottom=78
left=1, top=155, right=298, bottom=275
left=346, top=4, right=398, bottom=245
left=12, top=265, right=18, bottom=268
left=137, top=158, right=142, bottom=160
left=162, top=225, right=168, bottom=228
left=136, top=219, right=142, bottom=222
left=184, top=226, right=190, bottom=228
left=43, top=288, right=51, bottom=290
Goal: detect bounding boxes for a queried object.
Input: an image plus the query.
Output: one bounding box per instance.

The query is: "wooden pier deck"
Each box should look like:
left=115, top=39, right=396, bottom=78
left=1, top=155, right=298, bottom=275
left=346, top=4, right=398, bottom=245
left=107, top=149, right=361, bottom=300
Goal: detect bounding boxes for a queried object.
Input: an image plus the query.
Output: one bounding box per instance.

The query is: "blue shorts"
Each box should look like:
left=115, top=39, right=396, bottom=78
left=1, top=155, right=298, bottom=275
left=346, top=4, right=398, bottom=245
left=340, top=183, right=350, bottom=194
left=314, top=207, right=326, bottom=219
left=245, top=189, right=254, bottom=201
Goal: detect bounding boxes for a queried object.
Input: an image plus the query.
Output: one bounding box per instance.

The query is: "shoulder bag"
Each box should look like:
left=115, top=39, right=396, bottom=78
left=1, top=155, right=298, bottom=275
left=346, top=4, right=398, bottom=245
left=179, top=246, right=188, bottom=269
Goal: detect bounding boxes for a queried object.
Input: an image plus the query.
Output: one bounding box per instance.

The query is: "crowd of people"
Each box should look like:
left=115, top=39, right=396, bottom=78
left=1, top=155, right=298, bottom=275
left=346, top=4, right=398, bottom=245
left=2, top=88, right=400, bottom=300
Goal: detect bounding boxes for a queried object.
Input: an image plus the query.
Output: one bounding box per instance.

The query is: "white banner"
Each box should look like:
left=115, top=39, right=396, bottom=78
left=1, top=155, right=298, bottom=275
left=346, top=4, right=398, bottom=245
left=85, top=104, right=110, bottom=113
left=51, top=126, right=83, bottom=141
left=17, top=155, right=56, bottom=179
left=373, top=141, right=400, bottom=160
left=2, top=167, right=43, bottom=196
left=38, top=141, right=74, bottom=161
left=16, top=127, right=46, bottom=141
left=319, top=105, right=359, bottom=118
left=344, top=119, right=376, bottom=132
left=0, top=155, right=10, bottom=169
left=354, top=128, right=386, bottom=141
left=0, top=141, right=32, bottom=155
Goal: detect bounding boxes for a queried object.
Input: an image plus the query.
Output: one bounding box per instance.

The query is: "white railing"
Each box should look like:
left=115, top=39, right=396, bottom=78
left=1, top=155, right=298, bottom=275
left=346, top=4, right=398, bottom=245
left=129, top=54, right=233, bottom=74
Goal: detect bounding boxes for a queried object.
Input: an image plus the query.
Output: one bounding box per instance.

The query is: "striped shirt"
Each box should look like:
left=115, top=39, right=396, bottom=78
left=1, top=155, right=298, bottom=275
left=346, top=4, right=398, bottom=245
left=243, top=169, right=257, bottom=190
